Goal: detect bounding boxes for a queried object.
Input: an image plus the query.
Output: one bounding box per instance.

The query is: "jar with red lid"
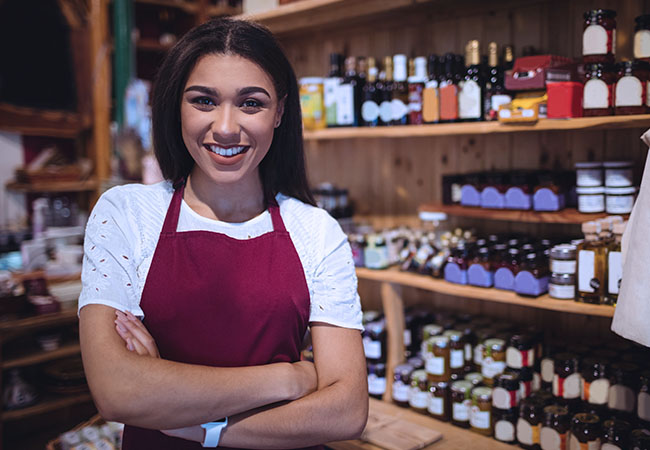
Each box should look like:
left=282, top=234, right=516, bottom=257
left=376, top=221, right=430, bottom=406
left=583, top=9, right=617, bottom=63
left=583, top=63, right=616, bottom=116
left=615, top=60, right=650, bottom=115
left=635, top=14, right=650, bottom=63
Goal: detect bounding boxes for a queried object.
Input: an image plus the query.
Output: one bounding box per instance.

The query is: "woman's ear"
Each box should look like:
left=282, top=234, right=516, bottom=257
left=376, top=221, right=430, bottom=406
left=275, top=95, right=286, bottom=128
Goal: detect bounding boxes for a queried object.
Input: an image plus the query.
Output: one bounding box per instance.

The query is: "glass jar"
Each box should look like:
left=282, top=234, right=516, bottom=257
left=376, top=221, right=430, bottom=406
left=507, top=334, right=535, bottom=370
left=639, top=369, right=650, bottom=423
left=540, top=405, right=570, bottom=450
left=451, top=380, right=473, bottom=428
left=367, top=362, right=387, bottom=400
left=605, top=186, right=636, bottom=214
left=583, top=63, right=617, bottom=116
left=576, top=186, right=606, bottom=214
left=482, top=338, right=507, bottom=386
left=409, top=369, right=430, bottom=413
left=493, top=372, right=520, bottom=410
left=609, top=362, right=640, bottom=415
left=425, top=336, right=451, bottom=383
left=615, top=60, right=650, bottom=115
left=583, top=9, right=617, bottom=63
left=602, top=418, right=631, bottom=450
left=428, top=380, right=450, bottom=421
left=635, top=14, right=650, bottom=63
left=517, top=397, right=545, bottom=450
left=470, top=386, right=492, bottom=436
left=549, top=273, right=576, bottom=300
left=392, top=363, right=413, bottom=407
left=494, top=407, right=518, bottom=444
left=581, top=357, right=610, bottom=406
left=553, top=353, right=580, bottom=400
left=569, top=413, right=601, bottom=449
left=550, top=245, right=577, bottom=275
left=446, top=330, right=466, bottom=376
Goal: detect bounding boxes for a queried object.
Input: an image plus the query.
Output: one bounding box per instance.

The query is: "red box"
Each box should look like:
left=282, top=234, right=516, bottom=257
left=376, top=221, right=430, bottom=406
left=547, top=81, right=583, bottom=118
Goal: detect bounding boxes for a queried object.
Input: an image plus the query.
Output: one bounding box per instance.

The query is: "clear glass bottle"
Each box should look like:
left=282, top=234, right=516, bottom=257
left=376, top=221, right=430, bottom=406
left=576, top=221, right=608, bottom=304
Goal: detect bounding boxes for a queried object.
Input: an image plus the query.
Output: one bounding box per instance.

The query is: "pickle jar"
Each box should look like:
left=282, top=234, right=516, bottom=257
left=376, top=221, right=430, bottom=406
left=428, top=380, right=450, bottom=421
left=569, top=413, right=601, bottom=450
left=367, top=362, right=387, bottom=400
left=630, top=429, right=650, bottom=450
left=608, top=362, right=640, bottom=415
left=602, top=418, right=631, bottom=450
left=392, top=363, right=413, bottom=407
left=482, top=338, right=507, bottom=386
left=494, top=407, right=518, bottom=444
left=540, top=405, right=570, bottom=450
left=635, top=14, right=650, bottom=63
left=553, top=353, right=580, bottom=400
left=470, top=386, right=493, bottom=436
left=580, top=357, right=610, bottom=406
left=517, top=397, right=545, bottom=450
left=408, top=369, right=430, bottom=413
left=465, top=372, right=484, bottom=387
left=493, top=372, right=520, bottom=410
left=445, top=330, right=466, bottom=376
left=451, top=380, right=473, bottom=428
left=583, top=63, right=617, bottom=116
left=639, top=369, right=650, bottom=423
left=507, top=334, right=536, bottom=370
left=425, top=336, right=451, bottom=382
left=615, top=60, right=650, bottom=115
left=583, top=9, right=617, bottom=63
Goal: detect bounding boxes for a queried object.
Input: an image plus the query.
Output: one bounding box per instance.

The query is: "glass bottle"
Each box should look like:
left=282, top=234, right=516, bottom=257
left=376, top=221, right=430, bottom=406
left=484, top=41, right=511, bottom=121
left=391, top=54, right=409, bottom=125
left=458, top=40, right=485, bottom=121
left=361, top=57, right=380, bottom=127
left=324, top=52, right=343, bottom=127
left=606, top=221, right=626, bottom=305
left=407, top=56, right=427, bottom=125
left=378, top=56, right=394, bottom=126
left=439, top=53, right=459, bottom=122
left=337, top=56, right=362, bottom=126
left=576, top=221, right=607, bottom=304
left=423, top=54, right=441, bottom=123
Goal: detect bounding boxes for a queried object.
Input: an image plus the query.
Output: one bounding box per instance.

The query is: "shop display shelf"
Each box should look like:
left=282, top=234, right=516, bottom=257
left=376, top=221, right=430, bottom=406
left=5, top=179, right=100, bottom=194
left=1, top=393, right=93, bottom=421
left=356, top=267, right=614, bottom=318
left=418, top=203, right=622, bottom=225
left=302, top=115, right=650, bottom=141
left=0, top=103, right=91, bottom=139
left=2, top=343, right=81, bottom=371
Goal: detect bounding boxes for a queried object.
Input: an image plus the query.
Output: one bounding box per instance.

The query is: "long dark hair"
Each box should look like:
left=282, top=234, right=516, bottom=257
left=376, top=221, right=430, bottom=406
left=151, top=18, right=315, bottom=206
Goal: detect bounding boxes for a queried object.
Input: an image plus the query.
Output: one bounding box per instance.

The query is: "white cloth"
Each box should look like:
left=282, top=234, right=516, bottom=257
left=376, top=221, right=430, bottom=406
left=611, top=128, right=650, bottom=347
left=78, top=181, right=363, bottom=330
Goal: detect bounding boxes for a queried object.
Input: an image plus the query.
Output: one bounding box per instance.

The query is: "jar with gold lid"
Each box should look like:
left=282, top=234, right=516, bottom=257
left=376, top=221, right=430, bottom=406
left=469, top=386, right=492, bottom=436
left=540, top=405, right=570, bottom=450
left=451, top=380, right=473, bottom=428
left=569, top=413, right=601, bottom=450
left=425, top=336, right=451, bottom=382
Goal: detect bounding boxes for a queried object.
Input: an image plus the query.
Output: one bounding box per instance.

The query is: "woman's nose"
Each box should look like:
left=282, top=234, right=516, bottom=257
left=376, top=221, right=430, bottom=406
left=211, top=104, right=240, bottom=140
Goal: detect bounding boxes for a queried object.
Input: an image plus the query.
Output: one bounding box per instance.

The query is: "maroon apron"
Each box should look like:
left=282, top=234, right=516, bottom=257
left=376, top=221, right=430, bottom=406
left=122, top=183, right=318, bottom=449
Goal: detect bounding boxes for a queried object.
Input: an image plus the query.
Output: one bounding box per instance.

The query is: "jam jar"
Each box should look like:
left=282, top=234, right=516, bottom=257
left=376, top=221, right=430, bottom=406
left=615, top=60, right=650, bottom=115
left=602, top=418, right=631, bottom=450
left=470, top=386, right=493, bottom=436
left=409, top=369, right=430, bottom=413
left=540, top=405, right=570, bottom=450
left=425, top=336, right=451, bottom=383
left=553, top=353, right=581, bottom=400
left=569, top=413, right=601, bottom=450
left=508, top=334, right=536, bottom=370
left=630, top=429, right=650, bottom=450
left=482, top=338, right=507, bottom=386
left=609, top=362, right=640, bottom=415
left=583, top=9, right=617, bottom=64
left=445, top=330, right=466, bottom=376
left=635, top=14, right=650, bottom=63
left=392, top=363, right=414, bottom=407
left=517, top=396, right=545, bottom=450
left=494, top=407, right=518, bottom=444
left=583, top=63, right=617, bottom=116
left=581, top=357, right=610, bottom=406
left=367, top=362, right=387, bottom=400
left=639, top=370, right=650, bottom=423
left=493, top=372, right=521, bottom=410
left=451, top=380, right=473, bottom=428
left=428, top=380, right=450, bottom=421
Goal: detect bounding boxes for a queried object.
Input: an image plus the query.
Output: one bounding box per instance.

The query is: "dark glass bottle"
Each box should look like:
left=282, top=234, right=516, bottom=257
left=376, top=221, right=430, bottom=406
left=361, top=57, right=380, bottom=127
left=378, top=56, right=394, bottom=126
left=459, top=40, right=485, bottom=121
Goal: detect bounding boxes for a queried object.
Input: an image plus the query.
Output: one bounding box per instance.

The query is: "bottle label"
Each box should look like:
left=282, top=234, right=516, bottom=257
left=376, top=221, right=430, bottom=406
left=608, top=251, right=623, bottom=295
left=493, top=386, right=518, bottom=409
left=458, top=79, right=481, bottom=119
left=638, top=391, right=650, bottom=421
left=422, top=87, right=440, bottom=123
left=615, top=76, right=644, bottom=107
left=608, top=384, right=635, bottom=412
left=469, top=406, right=490, bottom=430
left=379, top=100, right=393, bottom=124
left=392, top=380, right=410, bottom=402
left=584, top=78, right=610, bottom=109
left=450, top=349, right=464, bottom=369
left=428, top=396, right=444, bottom=415
left=409, top=389, right=430, bottom=409
left=495, top=420, right=515, bottom=442
left=391, top=98, right=408, bottom=121
left=541, top=358, right=554, bottom=383
left=549, top=283, right=575, bottom=299
left=361, top=100, right=380, bottom=123
left=363, top=337, right=382, bottom=360
left=452, top=400, right=470, bottom=421
left=336, top=83, right=355, bottom=125
left=550, top=259, right=576, bottom=274
left=583, top=24, right=609, bottom=55
left=634, top=29, right=650, bottom=58
left=541, top=427, right=566, bottom=450
left=578, top=250, right=597, bottom=293
left=425, top=355, right=445, bottom=375
left=367, top=374, right=386, bottom=396
left=324, top=78, right=340, bottom=125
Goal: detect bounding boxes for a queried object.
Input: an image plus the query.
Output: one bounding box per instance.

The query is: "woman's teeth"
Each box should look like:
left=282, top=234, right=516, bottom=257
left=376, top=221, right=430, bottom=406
left=209, top=145, right=247, bottom=157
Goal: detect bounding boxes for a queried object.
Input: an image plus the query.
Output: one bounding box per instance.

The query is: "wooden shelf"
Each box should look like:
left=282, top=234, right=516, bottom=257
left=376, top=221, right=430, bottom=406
left=5, top=179, right=100, bottom=193
left=2, top=343, right=81, bottom=370
left=0, top=308, right=78, bottom=336
left=419, top=204, right=624, bottom=225
left=134, top=0, right=199, bottom=13
left=2, top=392, right=93, bottom=421
left=0, top=103, right=90, bottom=139
left=136, top=38, right=174, bottom=52
left=303, top=115, right=650, bottom=141
left=356, top=267, right=614, bottom=318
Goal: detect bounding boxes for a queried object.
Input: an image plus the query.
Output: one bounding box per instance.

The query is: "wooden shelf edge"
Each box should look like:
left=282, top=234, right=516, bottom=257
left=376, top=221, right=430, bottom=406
left=0, top=103, right=89, bottom=139
left=5, top=179, right=100, bottom=193
left=2, top=392, right=93, bottom=421
left=2, top=343, right=81, bottom=370
left=303, top=115, right=650, bottom=140
left=356, top=267, right=614, bottom=318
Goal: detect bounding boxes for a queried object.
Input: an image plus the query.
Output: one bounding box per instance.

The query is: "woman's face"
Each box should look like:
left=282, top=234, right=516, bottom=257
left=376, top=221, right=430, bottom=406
left=180, top=53, right=284, bottom=189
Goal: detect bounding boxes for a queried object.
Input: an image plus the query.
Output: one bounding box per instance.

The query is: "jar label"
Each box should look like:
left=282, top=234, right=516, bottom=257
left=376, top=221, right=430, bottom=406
left=363, top=337, right=382, bottom=360
left=425, top=355, right=445, bottom=375
left=458, top=79, right=481, bottom=119
left=608, top=251, right=623, bottom=295
left=493, top=386, right=518, bottom=409
left=615, top=76, right=644, bottom=107
left=606, top=194, right=634, bottom=215
left=516, top=418, right=535, bottom=445
left=391, top=99, right=408, bottom=122
left=583, top=24, right=609, bottom=56
left=578, top=250, right=597, bottom=293
left=422, top=87, right=440, bottom=123
left=495, top=420, right=515, bottom=442
left=336, top=83, right=355, bottom=125
left=608, top=384, right=635, bottom=412
left=541, top=427, right=566, bottom=450
left=506, top=347, right=534, bottom=369
left=584, top=78, right=610, bottom=109
left=481, top=357, right=506, bottom=379
left=428, top=396, right=444, bottom=415
left=361, top=100, right=380, bottom=123
left=588, top=378, right=610, bottom=404
left=392, top=381, right=410, bottom=403
left=541, top=358, right=555, bottom=383
left=469, top=406, right=490, bottom=429
left=634, top=29, right=650, bottom=58
left=578, top=193, right=605, bottom=213
left=551, top=259, right=577, bottom=274
left=368, top=374, right=386, bottom=396
left=452, top=400, right=470, bottom=421
left=409, top=389, right=430, bottom=409
left=450, top=349, right=464, bottom=369
left=638, top=391, right=650, bottom=421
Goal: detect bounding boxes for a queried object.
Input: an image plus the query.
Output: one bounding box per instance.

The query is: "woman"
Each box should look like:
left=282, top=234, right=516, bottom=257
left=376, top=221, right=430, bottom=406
left=79, top=18, right=367, bottom=449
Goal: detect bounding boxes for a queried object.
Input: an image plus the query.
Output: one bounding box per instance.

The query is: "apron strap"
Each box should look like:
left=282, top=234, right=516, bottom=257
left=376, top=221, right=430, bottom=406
left=161, top=182, right=184, bottom=234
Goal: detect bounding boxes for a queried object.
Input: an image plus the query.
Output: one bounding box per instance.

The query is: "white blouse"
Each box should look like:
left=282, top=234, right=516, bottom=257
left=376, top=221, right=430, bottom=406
left=78, top=181, right=363, bottom=330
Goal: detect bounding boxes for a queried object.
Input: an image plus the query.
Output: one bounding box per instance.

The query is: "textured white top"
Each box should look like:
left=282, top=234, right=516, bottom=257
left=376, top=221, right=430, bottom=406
left=78, top=181, right=363, bottom=330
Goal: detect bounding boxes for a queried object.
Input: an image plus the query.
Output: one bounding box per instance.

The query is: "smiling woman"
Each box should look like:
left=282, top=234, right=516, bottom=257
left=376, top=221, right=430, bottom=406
left=78, top=18, right=367, bottom=450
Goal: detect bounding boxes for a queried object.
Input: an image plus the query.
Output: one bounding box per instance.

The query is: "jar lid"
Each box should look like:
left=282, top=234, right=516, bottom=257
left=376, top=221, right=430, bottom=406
left=543, top=405, right=569, bottom=420
left=576, top=186, right=605, bottom=194
left=451, top=380, right=473, bottom=393
left=464, top=372, right=483, bottom=385
left=603, top=161, right=633, bottom=169
left=471, top=386, right=492, bottom=400
left=494, top=372, right=520, bottom=390
left=584, top=9, right=616, bottom=19
left=575, top=161, right=603, bottom=169
left=550, top=244, right=577, bottom=259
left=299, top=77, right=324, bottom=84
left=551, top=272, right=575, bottom=283
left=605, top=186, right=636, bottom=195
left=509, top=333, right=533, bottom=350
left=411, top=369, right=428, bottom=383
left=484, top=338, right=506, bottom=351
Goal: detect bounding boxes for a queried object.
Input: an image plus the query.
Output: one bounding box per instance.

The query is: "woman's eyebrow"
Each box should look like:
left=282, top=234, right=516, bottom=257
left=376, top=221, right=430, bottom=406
left=185, top=85, right=218, bottom=96
left=238, top=86, right=271, bottom=98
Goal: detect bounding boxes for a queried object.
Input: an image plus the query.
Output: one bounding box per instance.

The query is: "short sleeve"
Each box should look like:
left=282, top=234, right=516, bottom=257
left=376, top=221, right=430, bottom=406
left=309, top=215, right=363, bottom=330
left=78, top=188, right=143, bottom=317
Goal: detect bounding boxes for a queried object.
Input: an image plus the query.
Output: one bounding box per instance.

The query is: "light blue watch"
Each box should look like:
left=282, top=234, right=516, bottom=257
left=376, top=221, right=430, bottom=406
left=200, top=417, right=228, bottom=448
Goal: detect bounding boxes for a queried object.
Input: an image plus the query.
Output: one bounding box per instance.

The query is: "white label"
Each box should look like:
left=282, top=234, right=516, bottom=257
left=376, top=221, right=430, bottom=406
left=540, top=427, right=563, bottom=450
left=391, top=99, right=408, bottom=122
left=578, top=193, right=605, bottom=213
left=517, top=418, right=534, bottom=445
left=551, top=259, right=576, bottom=274
left=426, top=355, right=445, bottom=375
left=495, top=420, right=515, bottom=442
left=615, top=76, right=643, bottom=107
left=589, top=378, right=610, bottom=404
left=493, top=387, right=518, bottom=409
left=583, top=24, right=609, bottom=55
left=379, top=100, right=392, bottom=123
left=409, top=389, right=430, bottom=409
left=363, top=337, right=382, bottom=359
left=608, top=251, right=623, bottom=295
left=368, top=374, right=386, bottom=396
left=578, top=250, right=596, bottom=293
left=584, top=78, right=610, bottom=109
left=450, top=349, right=464, bottom=369
left=452, top=400, right=469, bottom=421
left=606, top=194, right=634, bottom=214
left=361, top=100, right=380, bottom=123
left=403, top=329, right=412, bottom=347
left=481, top=357, right=506, bottom=379
left=541, top=358, right=554, bottom=383
left=392, top=380, right=410, bottom=403
left=638, top=391, right=650, bottom=421
left=634, top=29, right=650, bottom=58
left=549, top=283, right=575, bottom=299
left=608, top=384, right=635, bottom=412
left=336, top=84, right=355, bottom=125
left=428, top=396, right=444, bottom=415
left=458, top=79, right=481, bottom=119
left=470, top=406, right=490, bottom=430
